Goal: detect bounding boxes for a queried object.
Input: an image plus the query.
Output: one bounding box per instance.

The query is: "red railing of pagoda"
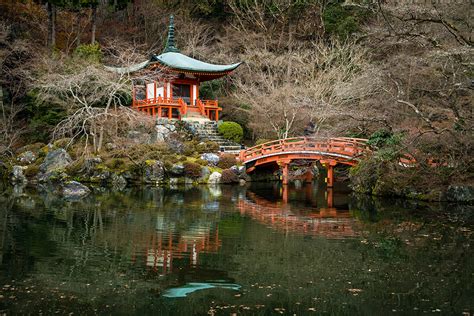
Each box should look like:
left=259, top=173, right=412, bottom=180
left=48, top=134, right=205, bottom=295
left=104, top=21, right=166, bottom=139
left=133, top=97, right=220, bottom=120
left=239, top=137, right=371, bottom=164
left=133, top=96, right=180, bottom=108
left=196, top=99, right=206, bottom=116
left=178, top=98, right=187, bottom=116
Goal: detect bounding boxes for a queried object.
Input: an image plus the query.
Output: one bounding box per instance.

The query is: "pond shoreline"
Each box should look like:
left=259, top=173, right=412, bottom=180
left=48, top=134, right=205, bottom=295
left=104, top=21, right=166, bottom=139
left=2, top=144, right=473, bottom=204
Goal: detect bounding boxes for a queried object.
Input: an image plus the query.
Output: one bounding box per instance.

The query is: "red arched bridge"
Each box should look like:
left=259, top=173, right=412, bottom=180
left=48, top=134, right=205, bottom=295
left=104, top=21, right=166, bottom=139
left=238, top=137, right=371, bottom=187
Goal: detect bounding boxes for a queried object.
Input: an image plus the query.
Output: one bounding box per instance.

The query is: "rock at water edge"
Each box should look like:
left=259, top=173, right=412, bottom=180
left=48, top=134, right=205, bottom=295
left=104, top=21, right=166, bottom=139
left=39, top=148, right=72, bottom=174
left=62, top=181, right=91, bottom=199
left=201, top=153, right=220, bottom=166
left=208, top=171, right=222, bottom=185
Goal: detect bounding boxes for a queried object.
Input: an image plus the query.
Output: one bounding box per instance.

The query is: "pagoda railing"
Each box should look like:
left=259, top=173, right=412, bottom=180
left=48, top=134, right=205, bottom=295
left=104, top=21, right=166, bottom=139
left=178, top=98, right=187, bottom=115
left=196, top=99, right=206, bottom=116
left=132, top=97, right=221, bottom=120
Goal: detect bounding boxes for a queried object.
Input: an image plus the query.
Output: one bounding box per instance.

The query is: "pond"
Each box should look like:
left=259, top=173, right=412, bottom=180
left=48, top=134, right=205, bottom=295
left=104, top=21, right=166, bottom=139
left=0, top=182, right=472, bottom=315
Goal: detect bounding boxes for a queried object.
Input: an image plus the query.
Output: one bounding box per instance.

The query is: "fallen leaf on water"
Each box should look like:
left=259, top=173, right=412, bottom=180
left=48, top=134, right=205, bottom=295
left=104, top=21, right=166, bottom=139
left=348, top=288, right=363, bottom=293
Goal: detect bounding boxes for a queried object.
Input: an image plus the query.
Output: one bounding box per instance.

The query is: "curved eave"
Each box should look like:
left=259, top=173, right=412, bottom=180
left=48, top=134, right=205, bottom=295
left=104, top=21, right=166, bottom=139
left=150, top=62, right=241, bottom=81
left=151, top=52, right=241, bottom=77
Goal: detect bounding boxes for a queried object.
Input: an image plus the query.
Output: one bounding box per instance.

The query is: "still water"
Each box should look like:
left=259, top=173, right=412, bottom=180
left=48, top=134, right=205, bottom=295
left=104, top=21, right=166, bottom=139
left=0, top=182, right=472, bottom=315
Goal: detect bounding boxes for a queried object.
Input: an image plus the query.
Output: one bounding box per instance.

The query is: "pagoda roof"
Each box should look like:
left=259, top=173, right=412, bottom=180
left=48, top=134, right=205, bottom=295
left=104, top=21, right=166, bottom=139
left=150, top=52, right=241, bottom=74
left=105, top=15, right=241, bottom=79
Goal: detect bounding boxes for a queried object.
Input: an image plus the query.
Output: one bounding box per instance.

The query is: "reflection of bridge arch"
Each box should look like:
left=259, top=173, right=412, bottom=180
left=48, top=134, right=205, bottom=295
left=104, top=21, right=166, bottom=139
left=239, top=137, right=370, bottom=186
left=238, top=192, right=360, bottom=239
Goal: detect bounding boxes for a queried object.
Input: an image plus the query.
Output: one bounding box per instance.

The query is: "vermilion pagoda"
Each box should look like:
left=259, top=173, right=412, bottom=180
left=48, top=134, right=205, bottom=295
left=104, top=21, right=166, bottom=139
left=124, top=16, right=241, bottom=121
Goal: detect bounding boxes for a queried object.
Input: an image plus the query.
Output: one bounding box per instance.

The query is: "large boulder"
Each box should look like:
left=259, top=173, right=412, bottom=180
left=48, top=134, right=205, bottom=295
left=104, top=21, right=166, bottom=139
left=208, top=171, right=222, bottom=185
left=201, top=153, right=220, bottom=166
left=167, top=135, right=185, bottom=154
left=39, top=148, right=72, bottom=174
left=230, top=165, right=246, bottom=175
left=11, top=165, right=27, bottom=184
left=155, top=123, right=177, bottom=142
left=144, top=160, right=165, bottom=184
left=61, top=181, right=90, bottom=199
left=17, top=151, right=36, bottom=165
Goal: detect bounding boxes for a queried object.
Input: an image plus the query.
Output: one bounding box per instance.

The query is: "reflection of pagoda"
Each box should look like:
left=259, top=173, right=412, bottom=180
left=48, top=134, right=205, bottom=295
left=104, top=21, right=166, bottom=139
left=238, top=190, right=360, bottom=239
left=131, top=214, right=221, bottom=275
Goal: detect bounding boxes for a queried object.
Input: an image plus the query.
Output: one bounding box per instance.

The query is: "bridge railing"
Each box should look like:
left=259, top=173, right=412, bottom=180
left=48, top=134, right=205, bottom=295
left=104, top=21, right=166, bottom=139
left=239, top=137, right=371, bottom=163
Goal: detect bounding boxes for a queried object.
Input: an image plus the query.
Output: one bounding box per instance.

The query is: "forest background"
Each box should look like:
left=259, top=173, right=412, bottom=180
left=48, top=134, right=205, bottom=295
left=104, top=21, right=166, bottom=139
left=0, top=0, right=472, bottom=197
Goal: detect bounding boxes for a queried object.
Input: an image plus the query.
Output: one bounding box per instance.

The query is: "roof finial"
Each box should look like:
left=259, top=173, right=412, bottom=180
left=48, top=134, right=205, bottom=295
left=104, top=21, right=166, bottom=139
left=164, top=15, right=179, bottom=53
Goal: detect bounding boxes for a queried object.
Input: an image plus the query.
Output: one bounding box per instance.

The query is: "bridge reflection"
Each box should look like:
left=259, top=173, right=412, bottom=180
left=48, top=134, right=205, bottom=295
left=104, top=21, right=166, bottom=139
left=238, top=184, right=360, bottom=238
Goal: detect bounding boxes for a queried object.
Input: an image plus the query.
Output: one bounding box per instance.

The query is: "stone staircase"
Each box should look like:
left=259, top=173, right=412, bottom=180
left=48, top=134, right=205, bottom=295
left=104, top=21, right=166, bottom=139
left=186, top=120, right=242, bottom=153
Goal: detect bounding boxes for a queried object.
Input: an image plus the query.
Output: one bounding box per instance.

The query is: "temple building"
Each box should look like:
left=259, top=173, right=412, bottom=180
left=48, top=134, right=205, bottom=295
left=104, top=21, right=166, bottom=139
left=114, top=16, right=241, bottom=121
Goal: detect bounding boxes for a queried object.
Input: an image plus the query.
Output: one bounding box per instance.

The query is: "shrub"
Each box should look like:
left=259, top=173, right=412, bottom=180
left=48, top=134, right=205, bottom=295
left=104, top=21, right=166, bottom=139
left=104, top=158, right=128, bottom=170
left=73, top=43, right=102, bottom=63
left=183, top=141, right=199, bottom=156
left=184, top=162, right=202, bottom=179
left=218, top=122, right=243, bottom=143
left=196, top=141, right=219, bottom=153
left=323, top=2, right=366, bottom=40
left=195, top=158, right=208, bottom=166
left=217, top=154, right=237, bottom=169
left=221, top=169, right=239, bottom=184
left=367, top=129, right=403, bottom=148
left=205, top=141, right=219, bottom=152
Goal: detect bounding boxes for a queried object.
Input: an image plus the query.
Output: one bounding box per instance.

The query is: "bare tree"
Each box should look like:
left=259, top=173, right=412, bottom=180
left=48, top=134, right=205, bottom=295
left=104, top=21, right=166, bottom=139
left=33, top=45, right=164, bottom=155
left=232, top=40, right=381, bottom=139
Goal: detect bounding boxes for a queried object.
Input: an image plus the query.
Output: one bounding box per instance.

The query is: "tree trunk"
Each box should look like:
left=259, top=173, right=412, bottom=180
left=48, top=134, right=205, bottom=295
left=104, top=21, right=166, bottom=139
left=46, top=2, right=56, bottom=47
left=75, top=12, right=82, bottom=47
left=91, top=5, right=97, bottom=44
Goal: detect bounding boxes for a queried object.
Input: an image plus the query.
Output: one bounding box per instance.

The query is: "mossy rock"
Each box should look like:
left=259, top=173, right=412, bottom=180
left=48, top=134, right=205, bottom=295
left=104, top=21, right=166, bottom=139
left=16, top=142, right=46, bottom=155
left=24, top=165, right=40, bottom=178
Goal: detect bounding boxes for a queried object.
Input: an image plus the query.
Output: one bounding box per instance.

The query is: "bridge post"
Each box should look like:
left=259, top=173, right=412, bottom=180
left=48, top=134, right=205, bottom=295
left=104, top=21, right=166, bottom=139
left=282, top=162, right=289, bottom=185
left=282, top=184, right=288, bottom=203
left=327, top=164, right=334, bottom=187
left=321, top=160, right=336, bottom=188
left=304, top=169, right=313, bottom=183
left=326, top=188, right=334, bottom=208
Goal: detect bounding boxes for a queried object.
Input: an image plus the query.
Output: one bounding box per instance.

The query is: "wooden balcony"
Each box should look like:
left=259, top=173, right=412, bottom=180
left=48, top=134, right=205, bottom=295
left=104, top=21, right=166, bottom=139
left=132, top=97, right=221, bottom=121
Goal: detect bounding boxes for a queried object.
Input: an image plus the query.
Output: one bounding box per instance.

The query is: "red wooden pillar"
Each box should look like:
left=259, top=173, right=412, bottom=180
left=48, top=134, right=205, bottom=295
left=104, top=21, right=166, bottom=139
left=282, top=184, right=288, bottom=204
left=322, top=160, right=336, bottom=187
left=168, top=107, right=172, bottom=119
left=327, top=162, right=337, bottom=187
left=282, top=162, right=289, bottom=185
left=158, top=107, right=162, bottom=118
left=326, top=188, right=334, bottom=208
left=215, top=110, right=219, bottom=121
left=327, top=164, right=333, bottom=187
left=304, top=169, right=313, bottom=183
